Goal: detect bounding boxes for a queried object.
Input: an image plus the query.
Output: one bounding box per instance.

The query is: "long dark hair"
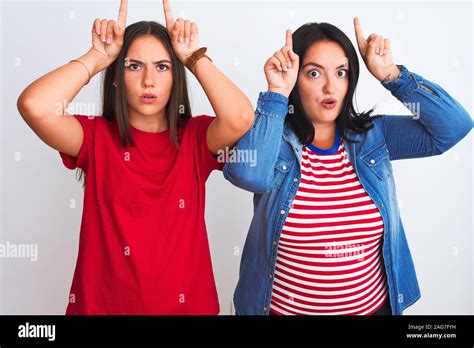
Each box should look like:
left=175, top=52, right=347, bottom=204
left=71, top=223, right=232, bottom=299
left=78, top=21, right=191, bottom=185
left=288, top=22, right=377, bottom=145
left=103, top=20, right=191, bottom=147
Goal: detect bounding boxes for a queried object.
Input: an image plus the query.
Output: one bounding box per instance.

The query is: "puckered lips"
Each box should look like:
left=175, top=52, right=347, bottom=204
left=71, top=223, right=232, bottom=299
left=140, top=93, right=157, bottom=104
left=321, top=98, right=337, bottom=109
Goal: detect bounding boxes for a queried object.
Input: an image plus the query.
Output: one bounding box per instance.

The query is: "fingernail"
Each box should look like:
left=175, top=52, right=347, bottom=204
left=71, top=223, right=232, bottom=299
left=107, top=37, right=112, bottom=44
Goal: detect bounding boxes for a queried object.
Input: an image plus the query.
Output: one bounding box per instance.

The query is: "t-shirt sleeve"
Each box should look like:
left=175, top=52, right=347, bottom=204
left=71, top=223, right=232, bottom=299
left=59, top=115, right=98, bottom=172
left=191, top=115, right=225, bottom=176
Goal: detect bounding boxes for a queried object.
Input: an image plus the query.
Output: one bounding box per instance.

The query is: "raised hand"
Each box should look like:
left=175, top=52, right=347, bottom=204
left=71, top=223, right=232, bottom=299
left=264, top=29, right=299, bottom=98
left=162, top=0, right=200, bottom=64
left=91, top=0, right=128, bottom=65
left=353, top=17, right=400, bottom=82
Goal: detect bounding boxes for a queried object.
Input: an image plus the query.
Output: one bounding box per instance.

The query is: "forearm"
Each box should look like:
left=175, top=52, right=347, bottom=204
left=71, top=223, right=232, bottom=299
left=17, top=49, right=108, bottom=119
left=223, top=91, right=288, bottom=193
left=193, top=57, right=253, bottom=130
left=381, top=65, right=472, bottom=157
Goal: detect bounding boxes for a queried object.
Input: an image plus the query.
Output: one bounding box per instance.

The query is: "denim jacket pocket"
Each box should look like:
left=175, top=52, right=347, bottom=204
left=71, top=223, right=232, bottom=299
left=272, top=155, right=292, bottom=190
left=361, top=143, right=392, bottom=181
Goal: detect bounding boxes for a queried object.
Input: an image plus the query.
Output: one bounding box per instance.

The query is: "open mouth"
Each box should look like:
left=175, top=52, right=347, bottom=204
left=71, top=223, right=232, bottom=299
left=141, top=94, right=157, bottom=99
left=140, top=94, right=157, bottom=103
left=321, top=99, right=337, bottom=109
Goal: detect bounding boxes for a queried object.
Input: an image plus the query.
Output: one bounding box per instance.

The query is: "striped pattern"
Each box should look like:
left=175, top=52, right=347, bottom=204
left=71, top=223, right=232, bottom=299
left=270, top=140, right=389, bottom=315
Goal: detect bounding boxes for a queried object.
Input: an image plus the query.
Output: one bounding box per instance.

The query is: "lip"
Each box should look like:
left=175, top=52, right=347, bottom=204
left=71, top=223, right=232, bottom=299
left=321, top=98, right=337, bottom=110
left=140, top=93, right=157, bottom=104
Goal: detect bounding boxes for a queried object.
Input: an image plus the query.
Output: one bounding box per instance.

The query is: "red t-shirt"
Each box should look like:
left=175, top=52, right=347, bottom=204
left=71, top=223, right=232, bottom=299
left=60, top=114, right=223, bottom=315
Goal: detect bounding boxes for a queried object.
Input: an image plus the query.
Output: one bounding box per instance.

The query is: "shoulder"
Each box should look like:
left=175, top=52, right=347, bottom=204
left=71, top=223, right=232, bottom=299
left=72, top=114, right=115, bottom=133
left=369, top=115, right=388, bottom=139
left=183, top=115, right=216, bottom=136
left=186, top=115, right=217, bottom=127
left=70, top=114, right=109, bottom=127
left=352, top=115, right=388, bottom=151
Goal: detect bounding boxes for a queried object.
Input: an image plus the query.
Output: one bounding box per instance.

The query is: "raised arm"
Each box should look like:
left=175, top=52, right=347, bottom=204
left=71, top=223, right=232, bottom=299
left=224, top=30, right=299, bottom=193
left=17, top=0, right=128, bottom=157
left=353, top=17, right=472, bottom=160
left=162, top=0, right=254, bottom=155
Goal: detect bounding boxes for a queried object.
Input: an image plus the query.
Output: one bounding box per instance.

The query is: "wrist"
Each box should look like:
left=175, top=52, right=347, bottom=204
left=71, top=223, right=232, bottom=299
left=380, top=64, right=401, bottom=83
left=79, top=49, right=110, bottom=76
left=268, top=87, right=291, bottom=98
left=185, top=47, right=212, bottom=74
left=193, top=55, right=213, bottom=76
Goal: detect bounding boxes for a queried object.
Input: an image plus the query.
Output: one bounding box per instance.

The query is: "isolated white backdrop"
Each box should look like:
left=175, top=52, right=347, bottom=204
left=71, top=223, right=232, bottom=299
left=0, top=0, right=472, bottom=315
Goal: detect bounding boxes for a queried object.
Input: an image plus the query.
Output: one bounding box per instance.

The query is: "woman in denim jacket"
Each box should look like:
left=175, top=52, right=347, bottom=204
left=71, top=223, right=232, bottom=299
left=223, top=18, right=472, bottom=315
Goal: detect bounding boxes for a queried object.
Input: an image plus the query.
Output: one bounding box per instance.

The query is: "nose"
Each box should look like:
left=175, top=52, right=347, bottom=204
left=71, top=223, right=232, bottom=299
left=322, top=75, right=336, bottom=95
left=142, top=67, right=155, bottom=89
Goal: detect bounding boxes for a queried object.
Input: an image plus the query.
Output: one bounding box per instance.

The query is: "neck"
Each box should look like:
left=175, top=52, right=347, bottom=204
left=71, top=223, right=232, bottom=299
left=128, top=110, right=168, bottom=133
left=312, top=122, right=337, bottom=150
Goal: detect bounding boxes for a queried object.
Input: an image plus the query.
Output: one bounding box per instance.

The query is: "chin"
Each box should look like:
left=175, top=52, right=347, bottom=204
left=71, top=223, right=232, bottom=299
left=137, top=107, right=163, bottom=116
left=310, top=111, right=338, bottom=124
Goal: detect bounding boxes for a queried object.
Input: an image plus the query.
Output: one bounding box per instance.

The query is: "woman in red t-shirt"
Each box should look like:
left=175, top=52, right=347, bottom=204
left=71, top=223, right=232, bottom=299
left=16, top=0, right=254, bottom=315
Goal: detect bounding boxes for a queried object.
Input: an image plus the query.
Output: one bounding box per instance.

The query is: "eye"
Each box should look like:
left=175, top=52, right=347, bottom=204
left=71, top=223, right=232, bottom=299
left=157, top=64, right=169, bottom=72
left=307, top=69, right=321, bottom=78
left=127, top=63, right=141, bottom=71
left=337, top=69, right=348, bottom=78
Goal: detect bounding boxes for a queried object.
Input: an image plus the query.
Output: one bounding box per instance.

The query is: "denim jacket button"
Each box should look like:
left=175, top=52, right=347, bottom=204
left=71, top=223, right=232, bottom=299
left=263, top=307, right=267, bottom=312
left=370, top=159, right=376, bottom=164
left=269, top=274, right=273, bottom=279
left=293, top=178, right=298, bottom=182
left=282, top=165, right=287, bottom=170
left=280, top=210, right=286, bottom=215
left=273, top=240, right=277, bottom=246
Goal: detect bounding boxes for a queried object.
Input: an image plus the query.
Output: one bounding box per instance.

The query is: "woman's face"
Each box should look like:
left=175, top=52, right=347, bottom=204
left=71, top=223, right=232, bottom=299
left=123, top=34, right=173, bottom=121
left=297, top=40, right=350, bottom=125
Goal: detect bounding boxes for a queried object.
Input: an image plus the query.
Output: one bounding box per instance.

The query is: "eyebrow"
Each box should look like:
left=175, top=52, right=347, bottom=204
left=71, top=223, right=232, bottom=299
left=128, top=59, right=172, bottom=65
left=302, top=62, right=349, bottom=70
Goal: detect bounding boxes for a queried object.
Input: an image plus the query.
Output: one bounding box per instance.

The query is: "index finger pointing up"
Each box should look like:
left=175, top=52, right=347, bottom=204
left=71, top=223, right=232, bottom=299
left=353, top=17, right=366, bottom=49
left=285, top=29, right=293, bottom=49
left=162, top=0, right=175, bottom=30
left=117, top=0, right=128, bottom=29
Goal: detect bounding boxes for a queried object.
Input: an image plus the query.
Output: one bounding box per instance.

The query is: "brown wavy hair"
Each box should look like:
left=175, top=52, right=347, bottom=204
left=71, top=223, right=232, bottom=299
left=77, top=21, right=192, bottom=185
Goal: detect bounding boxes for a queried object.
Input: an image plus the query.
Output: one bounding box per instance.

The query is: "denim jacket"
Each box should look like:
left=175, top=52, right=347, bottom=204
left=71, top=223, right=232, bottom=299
left=223, top=65, right=472, bottom=315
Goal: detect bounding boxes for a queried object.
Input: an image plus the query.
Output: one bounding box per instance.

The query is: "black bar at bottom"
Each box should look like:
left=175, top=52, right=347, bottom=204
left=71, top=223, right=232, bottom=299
left=0, top=315, right=472, bottom=346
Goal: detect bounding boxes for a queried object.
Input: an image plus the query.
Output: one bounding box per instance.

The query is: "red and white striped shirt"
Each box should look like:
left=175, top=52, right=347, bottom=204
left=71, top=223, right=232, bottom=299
left=270, top=138, right=389, bottom=315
